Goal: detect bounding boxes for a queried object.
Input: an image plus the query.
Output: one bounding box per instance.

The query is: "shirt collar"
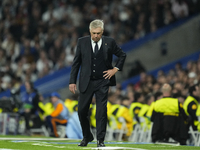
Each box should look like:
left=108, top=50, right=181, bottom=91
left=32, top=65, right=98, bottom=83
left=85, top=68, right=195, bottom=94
left=91, top=38, right=102, bottom=44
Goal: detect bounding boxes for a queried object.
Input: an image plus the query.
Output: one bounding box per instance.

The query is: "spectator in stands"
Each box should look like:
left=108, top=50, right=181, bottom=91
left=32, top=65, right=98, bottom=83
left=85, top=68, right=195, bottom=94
left=0, top=0, right=199, bottom=94
left=42, top=4, right=62, bottom=23
left=152, top=82, right=161, bottom=93
left=0, top=48, right=6, bottom=67
left=54, top=51, right=66, bottom=70
left=1, top=33, right=20, bottom=60
left=171, top=0, right=189, bottom=19
left=21, top=81, right=43, bottom=135
left=65, top=42, right=76, bottom=66
left=126, top=84, right=135, bottom=103
left=163, top=2, right=176, bottom=25
left=173, top=92, right=185, bottom=104
left=45, top=92, right=69, bottom=137
left=36, top=50, right=53, bottom=74
left=188, top=72, right=198, bottom=86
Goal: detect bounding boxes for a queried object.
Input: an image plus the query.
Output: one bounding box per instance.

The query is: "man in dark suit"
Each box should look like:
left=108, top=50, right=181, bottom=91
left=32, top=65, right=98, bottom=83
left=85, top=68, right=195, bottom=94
left=69, top=19, right=126, bottom=147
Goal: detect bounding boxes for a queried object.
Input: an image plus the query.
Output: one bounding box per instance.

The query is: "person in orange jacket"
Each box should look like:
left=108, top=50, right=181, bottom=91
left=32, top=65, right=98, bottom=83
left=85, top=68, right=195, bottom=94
left=45, top=92, right=69, bottom=137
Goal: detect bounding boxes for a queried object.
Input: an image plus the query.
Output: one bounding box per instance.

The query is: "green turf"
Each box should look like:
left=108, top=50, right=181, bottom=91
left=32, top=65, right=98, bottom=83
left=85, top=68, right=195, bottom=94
left=0, top=135, right=199, bottom=150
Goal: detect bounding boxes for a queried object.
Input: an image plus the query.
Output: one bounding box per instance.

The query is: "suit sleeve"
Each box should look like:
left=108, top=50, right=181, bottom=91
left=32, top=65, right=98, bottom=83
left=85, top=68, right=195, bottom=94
left=112, top=39, right=126, bottom=71
left=69, top=39, right=82, bottom=84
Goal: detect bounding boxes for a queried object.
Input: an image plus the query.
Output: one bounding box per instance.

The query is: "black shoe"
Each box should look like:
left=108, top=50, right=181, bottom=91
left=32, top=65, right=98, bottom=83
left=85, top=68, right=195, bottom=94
left=78, top=134, right=94, bottom=147
left=97, top=140, right=105, bottom=147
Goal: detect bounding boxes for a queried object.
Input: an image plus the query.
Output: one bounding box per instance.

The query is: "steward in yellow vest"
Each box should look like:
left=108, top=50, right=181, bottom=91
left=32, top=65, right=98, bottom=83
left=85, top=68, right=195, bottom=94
left=107, top=92, right=117, bottom=116
left=119, top=97, right=133, bottom=138
left=90, top=104, right=96, bottom=128
left=151, top=83, right=188, bottom=145
left=64, top=98, right=78, bottom=114
left=129, top=92, right=144, bottom=124
left=146, top=91, right=163, bottom=120
left=197, top=104, right=200, bottom=116
left=107, top=92, right=118, bottom=127
left=108, top=103, right=121, bottom=129
left=38, top=101, right=54, bottom=120
left=108, top=96, right=133, bottom=140
left=183, top=84, right=200, bottom=131
left=139, top=94, right=155, bottom=128
left=107, top=101, right=112, bottom=116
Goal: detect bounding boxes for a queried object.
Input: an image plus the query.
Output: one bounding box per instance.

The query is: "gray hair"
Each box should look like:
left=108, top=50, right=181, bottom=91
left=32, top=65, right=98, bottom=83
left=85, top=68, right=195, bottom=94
left=89, top=19, right=104, bottom=30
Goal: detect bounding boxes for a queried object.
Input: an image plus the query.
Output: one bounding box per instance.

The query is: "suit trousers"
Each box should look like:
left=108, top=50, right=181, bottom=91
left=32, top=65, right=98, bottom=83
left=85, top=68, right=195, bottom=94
left=78, top=78, right=109, bottom=141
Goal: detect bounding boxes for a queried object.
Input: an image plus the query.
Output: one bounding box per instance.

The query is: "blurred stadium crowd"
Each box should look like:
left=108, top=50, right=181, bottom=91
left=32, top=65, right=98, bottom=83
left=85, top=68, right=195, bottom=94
left=0, top=0, right=200, bottom=144
left=0, top=0, right=200, bottom=93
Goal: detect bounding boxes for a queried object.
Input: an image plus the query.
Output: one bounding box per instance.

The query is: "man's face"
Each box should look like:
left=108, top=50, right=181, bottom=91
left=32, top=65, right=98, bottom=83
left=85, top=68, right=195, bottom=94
left=51, top=96, right=58, bottom=103
left=138, top=95, right=145, bottom=103
left=122, top=99, right=130, bottom=107
left=90, top=27, right=103, bottom=42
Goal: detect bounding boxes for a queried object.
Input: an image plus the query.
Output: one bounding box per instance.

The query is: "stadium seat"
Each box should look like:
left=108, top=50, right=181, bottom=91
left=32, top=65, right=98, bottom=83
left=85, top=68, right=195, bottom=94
left=129, top=120, right=152, bottom=143
left=188, top=126, right=200, bottom=146
left=105, top=117, right=127, bottom=141
left=30, top=125, right=49, bottom=137
left=57, top=125, right=66, bottom=138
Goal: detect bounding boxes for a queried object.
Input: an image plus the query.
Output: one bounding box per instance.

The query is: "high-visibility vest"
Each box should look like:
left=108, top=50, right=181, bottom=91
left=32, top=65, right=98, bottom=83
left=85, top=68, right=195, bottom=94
left=183, top=96, right=199, bottom=116
left=146, top=102, right=155, bottom=118
left=129, top=102, right=143, bottom=119
left=90, top=104, right=96, bottom=128
left=108, top=104, right=120, bottom=128
left=64, top=99, right=78, bottom=113
left=197, top=104, right=200, bottom=116
left=138, top=104, right=150, bottom=117
left=154, top=97, right=179, bottom=115
left=38, top=102, right=54, bottom=116
left=107, top=101, right=113, bottom=116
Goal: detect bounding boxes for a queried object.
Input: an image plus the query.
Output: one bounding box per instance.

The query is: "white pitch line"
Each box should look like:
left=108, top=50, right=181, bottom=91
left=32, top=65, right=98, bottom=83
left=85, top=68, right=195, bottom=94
left=0, top=149, right=19, bottom=150
left=0, top=138, right=78, bottom=141
left=86, top=147, right=147, bottom=150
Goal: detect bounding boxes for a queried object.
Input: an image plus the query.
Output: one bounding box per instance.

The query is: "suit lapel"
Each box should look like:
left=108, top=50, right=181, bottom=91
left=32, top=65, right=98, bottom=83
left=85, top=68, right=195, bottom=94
left=102, top=36, right=108, bottom=61
left=85, top=36, right=92, bottom=66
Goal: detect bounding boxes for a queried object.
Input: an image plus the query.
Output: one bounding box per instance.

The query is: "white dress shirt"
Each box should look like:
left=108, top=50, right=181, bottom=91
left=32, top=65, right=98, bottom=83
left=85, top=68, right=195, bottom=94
left=91, top=38, right=102, bottom=53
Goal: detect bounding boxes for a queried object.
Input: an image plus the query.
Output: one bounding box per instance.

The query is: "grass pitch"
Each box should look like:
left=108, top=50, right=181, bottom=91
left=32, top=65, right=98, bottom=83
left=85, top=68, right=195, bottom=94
left=0, top=135, right=199, bottom=150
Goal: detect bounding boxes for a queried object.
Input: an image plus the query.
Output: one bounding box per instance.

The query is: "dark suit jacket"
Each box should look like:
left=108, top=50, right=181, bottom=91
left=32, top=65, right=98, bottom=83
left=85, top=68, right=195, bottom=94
left=69, top=36, right=126, bottom=93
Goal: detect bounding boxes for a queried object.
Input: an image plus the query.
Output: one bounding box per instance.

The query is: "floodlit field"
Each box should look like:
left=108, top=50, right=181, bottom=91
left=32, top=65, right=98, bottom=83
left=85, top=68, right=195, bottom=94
left=0, top=135, right=199, bottom=150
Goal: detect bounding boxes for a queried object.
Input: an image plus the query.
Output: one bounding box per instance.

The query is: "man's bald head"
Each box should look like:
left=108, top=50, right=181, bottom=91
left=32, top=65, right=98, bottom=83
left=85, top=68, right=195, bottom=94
left=161, top=83, right=172, bottom=97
